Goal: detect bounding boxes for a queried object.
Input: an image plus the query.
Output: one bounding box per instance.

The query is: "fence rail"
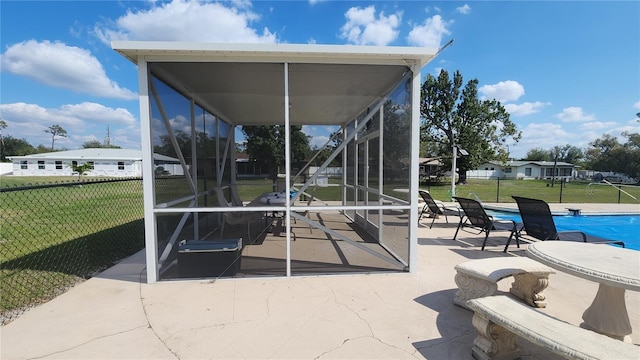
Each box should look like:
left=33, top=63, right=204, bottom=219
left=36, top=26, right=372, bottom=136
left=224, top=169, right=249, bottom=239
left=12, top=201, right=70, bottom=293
left=419, top=178, right=640, bottom=204
left=0, top=178, right=144, bottom=325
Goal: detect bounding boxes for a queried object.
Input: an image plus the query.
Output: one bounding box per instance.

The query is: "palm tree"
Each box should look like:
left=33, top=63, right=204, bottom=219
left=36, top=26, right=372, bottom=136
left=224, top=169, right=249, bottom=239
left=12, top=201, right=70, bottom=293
left=44, top=124, right=67, bottom=150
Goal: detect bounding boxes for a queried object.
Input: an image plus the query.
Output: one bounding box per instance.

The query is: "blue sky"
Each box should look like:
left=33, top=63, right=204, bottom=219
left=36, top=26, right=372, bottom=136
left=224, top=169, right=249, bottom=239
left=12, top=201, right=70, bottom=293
left=1, top=0, right=639, bottom=159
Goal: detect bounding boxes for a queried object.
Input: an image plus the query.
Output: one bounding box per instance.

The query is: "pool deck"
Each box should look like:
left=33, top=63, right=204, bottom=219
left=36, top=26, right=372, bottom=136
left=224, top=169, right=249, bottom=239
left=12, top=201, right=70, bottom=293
left=1, top=203, right=638, bottom=359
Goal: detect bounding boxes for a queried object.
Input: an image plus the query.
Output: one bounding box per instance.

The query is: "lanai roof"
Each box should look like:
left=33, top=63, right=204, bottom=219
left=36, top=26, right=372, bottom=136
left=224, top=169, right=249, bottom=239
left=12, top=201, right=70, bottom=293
left=112, top=42, right=439, bottom=127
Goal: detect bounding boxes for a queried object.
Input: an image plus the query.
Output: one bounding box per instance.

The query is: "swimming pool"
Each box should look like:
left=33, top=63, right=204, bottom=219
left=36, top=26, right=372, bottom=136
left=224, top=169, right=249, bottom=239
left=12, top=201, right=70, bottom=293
left=488, top=212, right=640, bottom=251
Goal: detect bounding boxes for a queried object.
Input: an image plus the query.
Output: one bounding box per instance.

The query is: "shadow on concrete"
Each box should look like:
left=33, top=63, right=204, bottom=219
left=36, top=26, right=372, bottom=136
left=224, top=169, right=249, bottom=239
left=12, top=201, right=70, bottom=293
left=412, top=288, right=476, bottom=359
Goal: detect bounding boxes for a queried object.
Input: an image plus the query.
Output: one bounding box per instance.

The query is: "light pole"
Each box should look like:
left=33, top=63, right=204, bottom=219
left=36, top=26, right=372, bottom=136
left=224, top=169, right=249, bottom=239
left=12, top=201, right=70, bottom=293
left=451, top=144, right=468, bottom=198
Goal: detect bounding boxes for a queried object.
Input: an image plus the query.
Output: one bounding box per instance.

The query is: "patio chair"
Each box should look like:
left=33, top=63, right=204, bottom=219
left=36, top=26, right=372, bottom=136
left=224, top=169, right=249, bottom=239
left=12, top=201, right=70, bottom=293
left=418, top=190, right=462, bottom=228
left=211, top=187, right=262, bottom=241
left=229, top=184, right=244, bottom=207
left=291, top=186, right=318, bottom=234
left=510, top=196, right=625, bottom=250
left=452, top=196, right=522, bottom=251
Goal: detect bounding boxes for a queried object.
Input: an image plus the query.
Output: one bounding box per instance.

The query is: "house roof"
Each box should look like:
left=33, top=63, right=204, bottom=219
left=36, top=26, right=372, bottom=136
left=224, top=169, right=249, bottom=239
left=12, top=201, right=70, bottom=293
left=485, top=160, right=575, bottom=167
left=419, top=157, right=442, bottom=166
left=8, top=148, right=179, bottom=162
left=112, top=42, right=439, bottom=127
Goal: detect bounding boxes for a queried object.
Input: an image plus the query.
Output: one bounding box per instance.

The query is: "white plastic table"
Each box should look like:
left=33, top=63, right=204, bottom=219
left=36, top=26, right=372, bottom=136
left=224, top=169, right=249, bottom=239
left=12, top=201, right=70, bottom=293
left=526, top=241, right=640, bottom=341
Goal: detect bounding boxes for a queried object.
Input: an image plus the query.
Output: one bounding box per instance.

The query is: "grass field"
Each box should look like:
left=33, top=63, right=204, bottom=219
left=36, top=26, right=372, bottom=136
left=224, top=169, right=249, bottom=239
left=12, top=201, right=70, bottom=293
left=5, top=175, right=638, bottom=204
left=1, top=178, right=144, bottom=323
left=235, top=177, right=640, bottom=205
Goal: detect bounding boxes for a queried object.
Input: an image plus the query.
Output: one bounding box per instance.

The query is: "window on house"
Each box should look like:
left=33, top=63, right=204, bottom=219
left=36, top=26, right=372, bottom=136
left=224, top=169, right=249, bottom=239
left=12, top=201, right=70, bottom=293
left=88, top=161, right=94, bottom=168
left=55, top=161, right=63, bottom=170
left=21, top=161, right=28, bottom=169
left=72, top=161, right=78, bottom=167
left=525, top=168, right=532, bottom=176
left=118, top=162, right=125, bottom=170
left=38, top=161, right=45, bottom=169
left=505, top=168, right=512, bottom=173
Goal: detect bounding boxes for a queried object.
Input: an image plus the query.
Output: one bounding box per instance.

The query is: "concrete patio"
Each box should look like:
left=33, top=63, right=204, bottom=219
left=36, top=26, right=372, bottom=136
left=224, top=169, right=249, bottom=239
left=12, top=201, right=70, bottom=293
left=2, top=203, right=639, bottom=359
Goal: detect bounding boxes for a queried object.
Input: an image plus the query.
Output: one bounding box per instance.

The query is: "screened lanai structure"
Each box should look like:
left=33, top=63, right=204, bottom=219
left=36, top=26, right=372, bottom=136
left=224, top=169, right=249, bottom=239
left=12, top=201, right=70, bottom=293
left=113, top=42, right=439, bottom=283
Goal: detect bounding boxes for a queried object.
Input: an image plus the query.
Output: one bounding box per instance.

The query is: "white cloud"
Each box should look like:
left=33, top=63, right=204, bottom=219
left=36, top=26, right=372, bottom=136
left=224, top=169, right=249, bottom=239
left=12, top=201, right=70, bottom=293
left=579, top=121, right=618, bottom=131
left=503, top=101, right=550, bottom=116
left=524, top=123, right=567, bottom=138
left=456, top=4, right=471, bottom=15
left=0, top=102, right=84, bottom=128
left=0, top=40, right=137, bottom=100
left=95, top=0, right=276, bottom=44
left=57, top=103, right=137, bottom=125
left=0, top=102, right=137, bottom=148
left=479, top=81, right=525, bottom=102
left=555, top=106, right=596, bottom=122
left=340, top=6, right=401, bottom=46
left=406, top=14, right=451, bottom=47
left=514, top=122, right=570, bottom=156
left=633, top=101, right=640, bottom=109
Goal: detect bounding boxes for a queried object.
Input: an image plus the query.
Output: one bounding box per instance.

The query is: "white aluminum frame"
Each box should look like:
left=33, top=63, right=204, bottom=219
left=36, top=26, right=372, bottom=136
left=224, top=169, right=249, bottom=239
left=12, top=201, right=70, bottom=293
left=118, top=43, right=436, bottom=282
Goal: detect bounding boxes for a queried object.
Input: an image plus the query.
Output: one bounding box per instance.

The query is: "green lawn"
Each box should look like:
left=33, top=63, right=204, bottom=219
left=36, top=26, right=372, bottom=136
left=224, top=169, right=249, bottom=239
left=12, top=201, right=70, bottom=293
left=237, top=177, right=640, bottom=205
left=1, top=178, right=144, bottom=321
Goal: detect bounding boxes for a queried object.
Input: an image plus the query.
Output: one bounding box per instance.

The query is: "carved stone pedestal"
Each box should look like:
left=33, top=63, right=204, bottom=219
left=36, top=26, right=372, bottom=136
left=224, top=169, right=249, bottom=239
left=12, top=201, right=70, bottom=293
left=509, top=272, right=550, bottom=308
left=471, top=313, right=520, bottom=360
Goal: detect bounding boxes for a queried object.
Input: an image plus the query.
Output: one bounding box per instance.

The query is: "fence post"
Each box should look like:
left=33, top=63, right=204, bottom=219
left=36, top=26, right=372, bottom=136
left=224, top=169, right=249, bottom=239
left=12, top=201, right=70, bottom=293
left=559, top=180, right=564, bottom=203
left=496, top=178, right=500, bottom=203
left=618, top=187, right=622, bottom=204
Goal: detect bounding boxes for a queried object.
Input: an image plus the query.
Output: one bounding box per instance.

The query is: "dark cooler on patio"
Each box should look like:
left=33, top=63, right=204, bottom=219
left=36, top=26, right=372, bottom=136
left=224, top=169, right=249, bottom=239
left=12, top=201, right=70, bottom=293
left=178, top=239, right=242, bottom=278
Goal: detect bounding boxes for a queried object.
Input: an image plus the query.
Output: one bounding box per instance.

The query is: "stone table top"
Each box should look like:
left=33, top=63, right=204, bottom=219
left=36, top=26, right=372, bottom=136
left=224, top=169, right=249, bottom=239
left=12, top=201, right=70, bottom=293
left=526, top=241, right=640, bottom=291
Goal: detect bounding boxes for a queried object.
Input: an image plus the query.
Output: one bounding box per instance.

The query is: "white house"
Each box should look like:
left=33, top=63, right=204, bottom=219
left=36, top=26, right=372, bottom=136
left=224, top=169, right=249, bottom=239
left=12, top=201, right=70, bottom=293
left=8, top=148, right=182, bottom=177
left=470, top=160, right=576, bottom=180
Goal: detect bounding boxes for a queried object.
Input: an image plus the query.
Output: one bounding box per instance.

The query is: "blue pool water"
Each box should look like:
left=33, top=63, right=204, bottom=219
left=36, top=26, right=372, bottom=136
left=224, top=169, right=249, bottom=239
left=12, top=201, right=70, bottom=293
left=489, top=212, right=640, bottom=250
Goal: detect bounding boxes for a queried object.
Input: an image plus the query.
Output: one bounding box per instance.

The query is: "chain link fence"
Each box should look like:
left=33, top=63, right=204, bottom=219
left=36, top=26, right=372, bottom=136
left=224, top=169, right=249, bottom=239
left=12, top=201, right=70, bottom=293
left=1, top=178, right=144, bottom=325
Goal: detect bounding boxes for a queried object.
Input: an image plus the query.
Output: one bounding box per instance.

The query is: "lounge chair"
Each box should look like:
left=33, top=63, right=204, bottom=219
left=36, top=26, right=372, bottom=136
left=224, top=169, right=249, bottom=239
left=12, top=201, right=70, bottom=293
left=418, top=190, right=461, bottom=228
left=211, top=187, right=263, bottom=241
left=453, top=196, right=522, bottom=251
left=509, top=196, right=625, bottom=250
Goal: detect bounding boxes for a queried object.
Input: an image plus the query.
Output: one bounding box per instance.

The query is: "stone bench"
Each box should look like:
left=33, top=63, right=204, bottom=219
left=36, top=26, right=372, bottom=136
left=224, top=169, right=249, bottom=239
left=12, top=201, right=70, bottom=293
left=454, top=257, right=555, bottom=309
left=467, top=295, right=639, bottom=360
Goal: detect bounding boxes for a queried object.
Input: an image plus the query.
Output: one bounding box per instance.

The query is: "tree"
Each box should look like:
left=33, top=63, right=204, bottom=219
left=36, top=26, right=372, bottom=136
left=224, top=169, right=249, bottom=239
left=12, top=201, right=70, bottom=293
left=420, top=70, right=521, bottom=183
left=2, top=135, right=36, bottom=157
left=523, top=147, right=552, bottom=161
left=34, top=144, right=54, bottom=154
left=242, top=125, right=310, bottom=180
left=0, top=119, right=7, bottom=161
left=82, top=140, right=121, bottom=149
left=70, top=162, right=94, bottom=180
left=153, top=130, right=192, bottom=160
left=310, top=130, right=342, bottom=168
left=558, top=145, right=584, bottom=165
left=585, top=132, right=640, bottom=182
left=523, top=145, right=583, bottom=164
left=44, top=124, right=67, bottom=150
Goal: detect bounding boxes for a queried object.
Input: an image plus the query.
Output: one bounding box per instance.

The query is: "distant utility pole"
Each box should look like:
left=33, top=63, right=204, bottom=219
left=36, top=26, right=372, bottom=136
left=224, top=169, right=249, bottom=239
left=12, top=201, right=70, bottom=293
left=104, top=126, right=111, bottom=147
left=0, top=117, right=6, bottom=161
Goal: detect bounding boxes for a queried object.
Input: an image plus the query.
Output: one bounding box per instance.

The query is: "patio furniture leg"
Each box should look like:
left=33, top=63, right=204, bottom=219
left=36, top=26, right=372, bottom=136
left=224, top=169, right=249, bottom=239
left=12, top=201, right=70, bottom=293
left=471, top=312, right=520, bottom=360
left=509, top=272, right=550, bottom=308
